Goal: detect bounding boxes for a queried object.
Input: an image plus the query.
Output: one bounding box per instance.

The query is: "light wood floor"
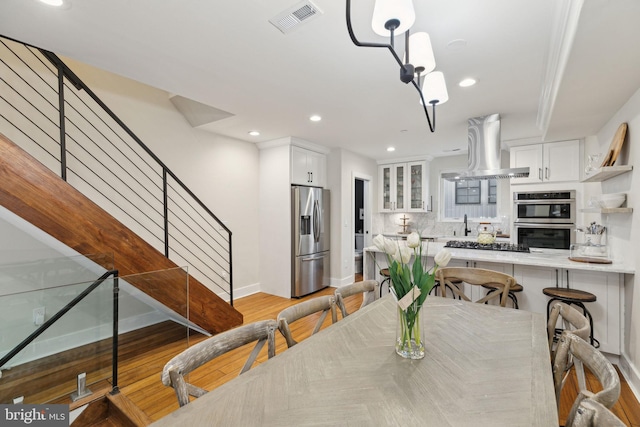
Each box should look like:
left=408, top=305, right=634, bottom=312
left=118, top=285, right=640, bottom=427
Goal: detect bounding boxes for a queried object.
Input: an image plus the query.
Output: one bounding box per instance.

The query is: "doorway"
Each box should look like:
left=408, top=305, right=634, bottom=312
left=353, top=174, right=371, bottom=282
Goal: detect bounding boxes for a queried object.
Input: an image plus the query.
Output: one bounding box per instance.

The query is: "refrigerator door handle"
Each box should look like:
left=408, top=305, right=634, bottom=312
left=313, top=200, right=320, bottom=242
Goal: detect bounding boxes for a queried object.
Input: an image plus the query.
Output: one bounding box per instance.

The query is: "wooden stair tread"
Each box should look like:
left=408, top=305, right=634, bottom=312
left=107, top=392, right=153, bottom=427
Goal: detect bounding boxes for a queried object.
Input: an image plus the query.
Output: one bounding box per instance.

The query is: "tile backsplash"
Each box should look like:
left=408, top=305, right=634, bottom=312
left=373, top=212, right=513, bottom=237
left=373, top=212, right=468, bottom=237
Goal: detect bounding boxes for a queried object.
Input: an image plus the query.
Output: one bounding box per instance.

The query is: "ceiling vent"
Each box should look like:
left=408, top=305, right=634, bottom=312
left=269, top=1, right=323, bottom=34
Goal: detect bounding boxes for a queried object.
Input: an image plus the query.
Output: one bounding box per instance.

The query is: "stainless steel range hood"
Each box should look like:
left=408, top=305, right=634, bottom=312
left=442, top=114, right=529, bottom=181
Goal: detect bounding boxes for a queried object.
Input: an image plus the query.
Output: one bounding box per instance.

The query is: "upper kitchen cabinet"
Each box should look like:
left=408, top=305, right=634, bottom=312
left=378, top=160, right=429, bottom=212
left=291, top=146, right=326, bottom=187
left=510, top=140, right=580, bottom=184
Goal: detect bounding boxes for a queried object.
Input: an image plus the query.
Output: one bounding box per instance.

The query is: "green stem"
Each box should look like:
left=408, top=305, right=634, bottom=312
left=399, top=305, right=422, bottom=348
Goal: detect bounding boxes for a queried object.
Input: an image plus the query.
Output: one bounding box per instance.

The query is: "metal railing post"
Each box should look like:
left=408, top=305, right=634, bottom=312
left=163, top=169, right=169, bottom=258
left=111, top=272, right=120, bottom=394
left=57, top=62, right=67, bottom=181
left=229, top=236, right=234, bottom=306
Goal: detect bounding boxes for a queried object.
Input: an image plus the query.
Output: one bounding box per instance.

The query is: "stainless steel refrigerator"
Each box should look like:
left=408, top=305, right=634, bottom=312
left=291, top=186, right=330, bottom=298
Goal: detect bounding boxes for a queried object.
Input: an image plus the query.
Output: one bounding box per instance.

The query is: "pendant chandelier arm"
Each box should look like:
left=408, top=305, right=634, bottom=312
left=412, top=79, right=436, bottom=132
left=345, top=0, right=436, bottom=133
left=346, top=0, right=411, bottom=81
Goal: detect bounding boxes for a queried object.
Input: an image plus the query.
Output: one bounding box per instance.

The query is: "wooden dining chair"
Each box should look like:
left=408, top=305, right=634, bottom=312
left=548, top=301, right=591, bottom=391
left=277, top=295, right=337, bottom=348
left=435, top=267, right=514, bottom=307
left=568, top=397, right=626, bottom=427
left=161, top=319, right=278, bottom=407
left=553, top=331, right=620, bottom=427
left=335, top=280, right=379, bottom=318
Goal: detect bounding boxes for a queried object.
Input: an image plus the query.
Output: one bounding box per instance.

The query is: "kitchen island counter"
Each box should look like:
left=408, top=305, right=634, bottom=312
left=364, top=240, right=632, bottom=355
left=364, top=241, right=635, bottom=275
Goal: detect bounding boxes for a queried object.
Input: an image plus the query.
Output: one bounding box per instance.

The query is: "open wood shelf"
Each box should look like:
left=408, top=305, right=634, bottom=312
left=581, top=207, right=633, bottom=214
left=582, top=165, right=633, bottom=182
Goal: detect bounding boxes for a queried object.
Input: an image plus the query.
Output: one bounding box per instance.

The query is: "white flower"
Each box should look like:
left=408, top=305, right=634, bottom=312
left=373, top=234, right=386, bottom=252
left=393, top=245, right=412, bottom=264
left=434, top=248, right=452, bottom=267
left=406, top=232, right=421, bottom=248
left=383, top=238, right=397, bottom=256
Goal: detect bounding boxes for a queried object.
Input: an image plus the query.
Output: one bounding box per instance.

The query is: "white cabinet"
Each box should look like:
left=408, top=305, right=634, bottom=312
left=512, top=265, right=621, bottom=354
left=510, top=140, right=580, bottom=184
left=379, top=163, right=406, bottom=212
left=378, top=161, right=428, bottom=212
left=407, top=161, right=429, bottom=212
left=291, top=146, right=326, bottom=187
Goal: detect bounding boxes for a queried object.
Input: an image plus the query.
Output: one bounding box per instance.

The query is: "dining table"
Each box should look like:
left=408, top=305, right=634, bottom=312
left=151, top=295, right=558, bottom=426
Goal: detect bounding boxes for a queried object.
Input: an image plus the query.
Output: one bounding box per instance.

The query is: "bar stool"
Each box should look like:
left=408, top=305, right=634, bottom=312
left=429, top=278, right=462, bottom=299
left=543, top=287, right=599, bottom=348
left=482, top=282, right=523, bottom=309
left=379, top=268, right=391, bottom=297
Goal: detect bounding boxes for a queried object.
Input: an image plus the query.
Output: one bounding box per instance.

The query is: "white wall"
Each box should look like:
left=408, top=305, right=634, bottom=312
left=584, top=87, right=640, bottom=395
left=257, top=142, right=291, bottom=298
left=328, top=148, right=378, bottom=286
left=62, top=58, right=261, bottom=297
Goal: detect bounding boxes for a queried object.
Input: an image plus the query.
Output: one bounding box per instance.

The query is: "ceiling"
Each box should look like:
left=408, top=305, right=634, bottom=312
left=1, top=0, right=640, bottom=161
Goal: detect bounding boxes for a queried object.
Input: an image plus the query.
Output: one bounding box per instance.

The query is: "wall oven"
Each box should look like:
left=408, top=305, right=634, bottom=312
left=513, top=190, right=576, bottom=249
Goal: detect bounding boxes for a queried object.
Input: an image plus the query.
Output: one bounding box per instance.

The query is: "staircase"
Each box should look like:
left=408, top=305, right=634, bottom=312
left=0, top=133, right=242, bottom=334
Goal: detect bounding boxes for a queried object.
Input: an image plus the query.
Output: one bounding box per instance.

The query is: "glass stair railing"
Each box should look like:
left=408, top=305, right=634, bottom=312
left=0, top=254, right=192, bottom=409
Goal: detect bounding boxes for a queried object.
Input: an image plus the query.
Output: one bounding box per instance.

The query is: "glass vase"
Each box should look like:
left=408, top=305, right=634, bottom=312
left=395, top=303, right=425, bottom=359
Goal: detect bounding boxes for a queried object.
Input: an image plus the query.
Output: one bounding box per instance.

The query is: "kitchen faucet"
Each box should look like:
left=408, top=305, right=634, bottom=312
left=463, top=214, right=471, bottom=236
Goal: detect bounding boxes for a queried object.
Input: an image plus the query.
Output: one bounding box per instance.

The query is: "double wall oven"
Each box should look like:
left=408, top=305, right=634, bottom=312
left=513, top=190, right=576, bottom=249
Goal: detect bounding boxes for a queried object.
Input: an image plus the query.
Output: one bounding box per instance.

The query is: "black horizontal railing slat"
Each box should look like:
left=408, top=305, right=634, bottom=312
left=0, top=35, right=233, bottom=304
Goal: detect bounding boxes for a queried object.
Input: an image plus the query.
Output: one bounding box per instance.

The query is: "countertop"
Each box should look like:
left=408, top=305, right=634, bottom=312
left=365, top=241, right=635, bottom=274
left=380, top=232, right=445, bottom=240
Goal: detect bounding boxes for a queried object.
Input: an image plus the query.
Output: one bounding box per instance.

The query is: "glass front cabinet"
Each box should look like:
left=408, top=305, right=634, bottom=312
left=378, top=161, right=428, bottom=213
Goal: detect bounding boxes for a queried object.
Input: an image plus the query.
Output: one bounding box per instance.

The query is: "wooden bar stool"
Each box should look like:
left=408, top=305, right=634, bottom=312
left=482, top=282, right=523, bottom=309
left=543, top=286, right=599, bottom=347
left=379, top=268, right=391, bottom=297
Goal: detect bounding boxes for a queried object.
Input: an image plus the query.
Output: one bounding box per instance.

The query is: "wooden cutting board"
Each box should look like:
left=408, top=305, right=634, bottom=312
left=569, top=256, right=612, bottom=264
left=601, top=123, right=627, bottom=167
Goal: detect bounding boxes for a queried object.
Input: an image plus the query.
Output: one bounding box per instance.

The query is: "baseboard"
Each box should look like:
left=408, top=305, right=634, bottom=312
left=619, top=351, right=640, bottom=402
left=217, top=282, right=261, bottom=301
left=331, top=276, right=356, bottom=287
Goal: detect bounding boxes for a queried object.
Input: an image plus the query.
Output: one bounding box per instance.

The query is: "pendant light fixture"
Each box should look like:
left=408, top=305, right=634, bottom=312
left=346, top=0, right=448, bottom=132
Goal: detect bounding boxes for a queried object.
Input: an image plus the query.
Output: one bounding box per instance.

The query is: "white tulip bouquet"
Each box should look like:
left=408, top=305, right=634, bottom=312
left=373, top=232, right=452, bottom=358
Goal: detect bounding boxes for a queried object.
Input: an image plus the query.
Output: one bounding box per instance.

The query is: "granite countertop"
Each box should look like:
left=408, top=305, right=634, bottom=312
left=364, top=241, right=635, bottom=275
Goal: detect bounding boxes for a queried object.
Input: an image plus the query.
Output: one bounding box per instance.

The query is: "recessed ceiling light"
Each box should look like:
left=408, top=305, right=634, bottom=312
left=39, top=0, right=64, bottom=6
left=459, top=78, right=477, bottom=87
left=248, top=131, right=260, bottom=136
left=309, top=115, right=322, bottom=122
left=387, top=147, right=395, bottom=152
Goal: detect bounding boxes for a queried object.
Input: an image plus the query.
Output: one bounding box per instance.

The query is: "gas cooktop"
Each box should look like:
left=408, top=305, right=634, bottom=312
left=444, top=240, right=530, bottom=253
